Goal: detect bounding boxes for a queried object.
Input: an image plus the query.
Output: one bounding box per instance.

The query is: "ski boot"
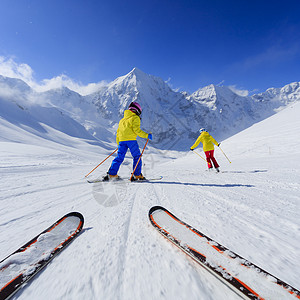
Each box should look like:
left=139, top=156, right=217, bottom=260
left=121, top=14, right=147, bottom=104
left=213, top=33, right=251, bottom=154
left=131, top=173, right=147, bottom=181
left=102, top=173, right=120, bottom=181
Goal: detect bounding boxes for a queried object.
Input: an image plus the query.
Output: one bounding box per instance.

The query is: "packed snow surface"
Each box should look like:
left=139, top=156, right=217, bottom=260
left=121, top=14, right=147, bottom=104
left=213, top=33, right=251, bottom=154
left=0, top=102, right=300, bottom=299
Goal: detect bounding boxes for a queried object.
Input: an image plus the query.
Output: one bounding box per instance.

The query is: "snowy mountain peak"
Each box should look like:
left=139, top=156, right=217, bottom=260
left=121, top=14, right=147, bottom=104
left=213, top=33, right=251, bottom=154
left=266, top=81, right=300, bottom=95
left=106, top=68, right=144, bottom=91
left=43, top=86, right=82, bottom=99
left=253, top=81, right=300, bottom=104
left=192, top=84, right=217, bottom=100
left=128, top=67, right=149, bottom=79
left=191, top=84, right=238, bottom=107
left=91, top=68, right=174, bottom=119
left=109, top=67, right=165, bottom=91
left=0, top=75, right=32, bottom=94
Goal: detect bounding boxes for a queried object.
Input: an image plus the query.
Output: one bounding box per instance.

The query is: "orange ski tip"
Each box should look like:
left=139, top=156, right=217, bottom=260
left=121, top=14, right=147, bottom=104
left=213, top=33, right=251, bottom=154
left=234, top=276, right=265, bottom=299
left=211, top=244, right=223, bottom=253
left=187, top=245, right=207, bottom=259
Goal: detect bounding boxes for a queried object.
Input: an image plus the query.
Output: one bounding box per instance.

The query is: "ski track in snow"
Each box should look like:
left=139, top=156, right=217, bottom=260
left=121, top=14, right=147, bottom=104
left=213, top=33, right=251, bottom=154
left=1, top=103, right=300, bottom=299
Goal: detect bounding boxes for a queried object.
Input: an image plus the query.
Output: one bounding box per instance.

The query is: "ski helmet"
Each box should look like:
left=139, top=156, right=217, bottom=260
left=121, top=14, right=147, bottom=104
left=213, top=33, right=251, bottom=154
left=129, top=101, right=142, bottom=116
left=199, top=128, right=206, bottom=133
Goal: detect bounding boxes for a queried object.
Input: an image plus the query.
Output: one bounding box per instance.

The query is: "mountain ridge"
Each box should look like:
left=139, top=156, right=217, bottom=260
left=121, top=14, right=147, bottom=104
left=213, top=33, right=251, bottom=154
left=0, top=69, right=299, bottom=150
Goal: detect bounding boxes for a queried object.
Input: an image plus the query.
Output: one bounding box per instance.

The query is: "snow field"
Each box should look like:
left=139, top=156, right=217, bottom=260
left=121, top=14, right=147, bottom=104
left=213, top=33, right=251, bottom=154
left=0, top=103, right=299, bottom=299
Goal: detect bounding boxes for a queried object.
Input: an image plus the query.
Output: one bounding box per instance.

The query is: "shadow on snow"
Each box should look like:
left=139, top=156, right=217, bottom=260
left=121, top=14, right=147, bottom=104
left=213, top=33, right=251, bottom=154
left=150, top=181, right=254, bottom=188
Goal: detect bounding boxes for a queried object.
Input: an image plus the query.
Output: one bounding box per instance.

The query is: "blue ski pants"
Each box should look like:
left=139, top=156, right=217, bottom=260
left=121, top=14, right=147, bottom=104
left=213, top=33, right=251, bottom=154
left=109, top=141, right=142, bottom=176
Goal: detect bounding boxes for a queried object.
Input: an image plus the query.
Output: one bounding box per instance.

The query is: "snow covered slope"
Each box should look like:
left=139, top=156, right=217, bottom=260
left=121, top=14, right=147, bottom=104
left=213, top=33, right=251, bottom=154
left=0, top=76, right=112, bottom=150
left=0, top=99, right=299, bottom=299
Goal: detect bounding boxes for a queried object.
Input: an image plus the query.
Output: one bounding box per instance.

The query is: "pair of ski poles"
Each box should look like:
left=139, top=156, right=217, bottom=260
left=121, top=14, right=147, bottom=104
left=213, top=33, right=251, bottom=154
left=84, top=138, right=150, bottom=179
left=85, top=140, right=230, bottom=178
left=192, top=145, right=231, bottom=164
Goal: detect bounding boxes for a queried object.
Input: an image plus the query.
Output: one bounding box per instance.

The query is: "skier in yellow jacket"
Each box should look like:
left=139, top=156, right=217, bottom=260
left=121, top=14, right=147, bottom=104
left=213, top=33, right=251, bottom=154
left=190, top=128, right=220, bottom=172
left=103, top=102, right=152, bottom=181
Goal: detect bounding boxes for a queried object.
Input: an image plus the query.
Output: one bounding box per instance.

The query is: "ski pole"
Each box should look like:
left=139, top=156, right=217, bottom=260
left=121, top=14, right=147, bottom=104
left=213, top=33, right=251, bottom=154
left=192, top=150, right=211, bottom=167
left=130, top=138, right=149, bottom=181
left=219, top=146, right=231, bottom=164
left=84, top=148, right=118, bottom=178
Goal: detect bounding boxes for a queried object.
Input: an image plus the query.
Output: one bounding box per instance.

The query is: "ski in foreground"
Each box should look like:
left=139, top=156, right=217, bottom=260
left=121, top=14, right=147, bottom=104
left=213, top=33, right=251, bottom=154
left=149, top=206, right=300, bottom=300
left=0, top=212, right=84, bottom=300
left=87, top=175, right=163, bottom=183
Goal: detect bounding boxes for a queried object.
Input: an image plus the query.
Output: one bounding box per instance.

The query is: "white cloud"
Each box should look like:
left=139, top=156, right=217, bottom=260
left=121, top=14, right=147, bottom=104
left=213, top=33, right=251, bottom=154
left=36, top=75, right=108, bottom=95
left=0, top=56, right=35, bottom=83
left=228, top=85, right=249, bottom=97
left=0, top=56, right=107, bottom=96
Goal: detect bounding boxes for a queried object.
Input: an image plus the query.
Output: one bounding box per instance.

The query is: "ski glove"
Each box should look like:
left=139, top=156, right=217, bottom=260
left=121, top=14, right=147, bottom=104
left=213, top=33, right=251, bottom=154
left=218, top=143, right=221, bottom=147
left=190, top=148, right=194, bottom=151
left=148, top=133, right=153, bottom=140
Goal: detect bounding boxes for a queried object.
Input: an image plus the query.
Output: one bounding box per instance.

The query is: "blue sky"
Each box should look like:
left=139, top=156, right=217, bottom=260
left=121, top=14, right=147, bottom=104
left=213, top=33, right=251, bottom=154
left=0, top=0, right=300, bottom=94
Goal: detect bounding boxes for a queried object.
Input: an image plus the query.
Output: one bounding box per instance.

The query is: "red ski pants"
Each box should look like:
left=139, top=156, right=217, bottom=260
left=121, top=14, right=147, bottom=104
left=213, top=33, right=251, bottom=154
left=205, top=150, right=219, bottom=169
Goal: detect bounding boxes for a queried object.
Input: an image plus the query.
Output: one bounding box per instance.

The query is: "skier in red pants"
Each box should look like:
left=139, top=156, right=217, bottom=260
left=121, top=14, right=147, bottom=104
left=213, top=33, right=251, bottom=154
left=190, top=128, right=220, bottom=172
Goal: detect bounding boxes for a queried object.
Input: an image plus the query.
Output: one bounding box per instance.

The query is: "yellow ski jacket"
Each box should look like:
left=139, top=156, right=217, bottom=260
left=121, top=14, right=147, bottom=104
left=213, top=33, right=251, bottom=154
left=191, top=131, right=219, bottom=152
left=116, top=110, right=149, bottom=144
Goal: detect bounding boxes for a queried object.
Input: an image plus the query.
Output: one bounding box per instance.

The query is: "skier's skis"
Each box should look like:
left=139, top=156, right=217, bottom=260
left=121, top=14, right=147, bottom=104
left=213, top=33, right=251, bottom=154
left=87, top=176, right=163, bottom=184
left=131, top=176, right=163, bottom=183
left=149, top=206, right=300, bottom=300
left=0, top=212, right=84, bottom=300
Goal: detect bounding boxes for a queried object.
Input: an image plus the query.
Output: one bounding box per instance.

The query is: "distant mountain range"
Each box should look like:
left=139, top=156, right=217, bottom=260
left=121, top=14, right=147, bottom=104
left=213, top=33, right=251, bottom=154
left=0, top=69, right=299, bottom=150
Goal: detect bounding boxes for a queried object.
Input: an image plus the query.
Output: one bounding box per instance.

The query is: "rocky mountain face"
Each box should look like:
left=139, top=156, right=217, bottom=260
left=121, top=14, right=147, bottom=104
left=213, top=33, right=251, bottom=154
left=0, top=70, right=299, bottom=151
left=89, top=68, right=299, bottom=149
